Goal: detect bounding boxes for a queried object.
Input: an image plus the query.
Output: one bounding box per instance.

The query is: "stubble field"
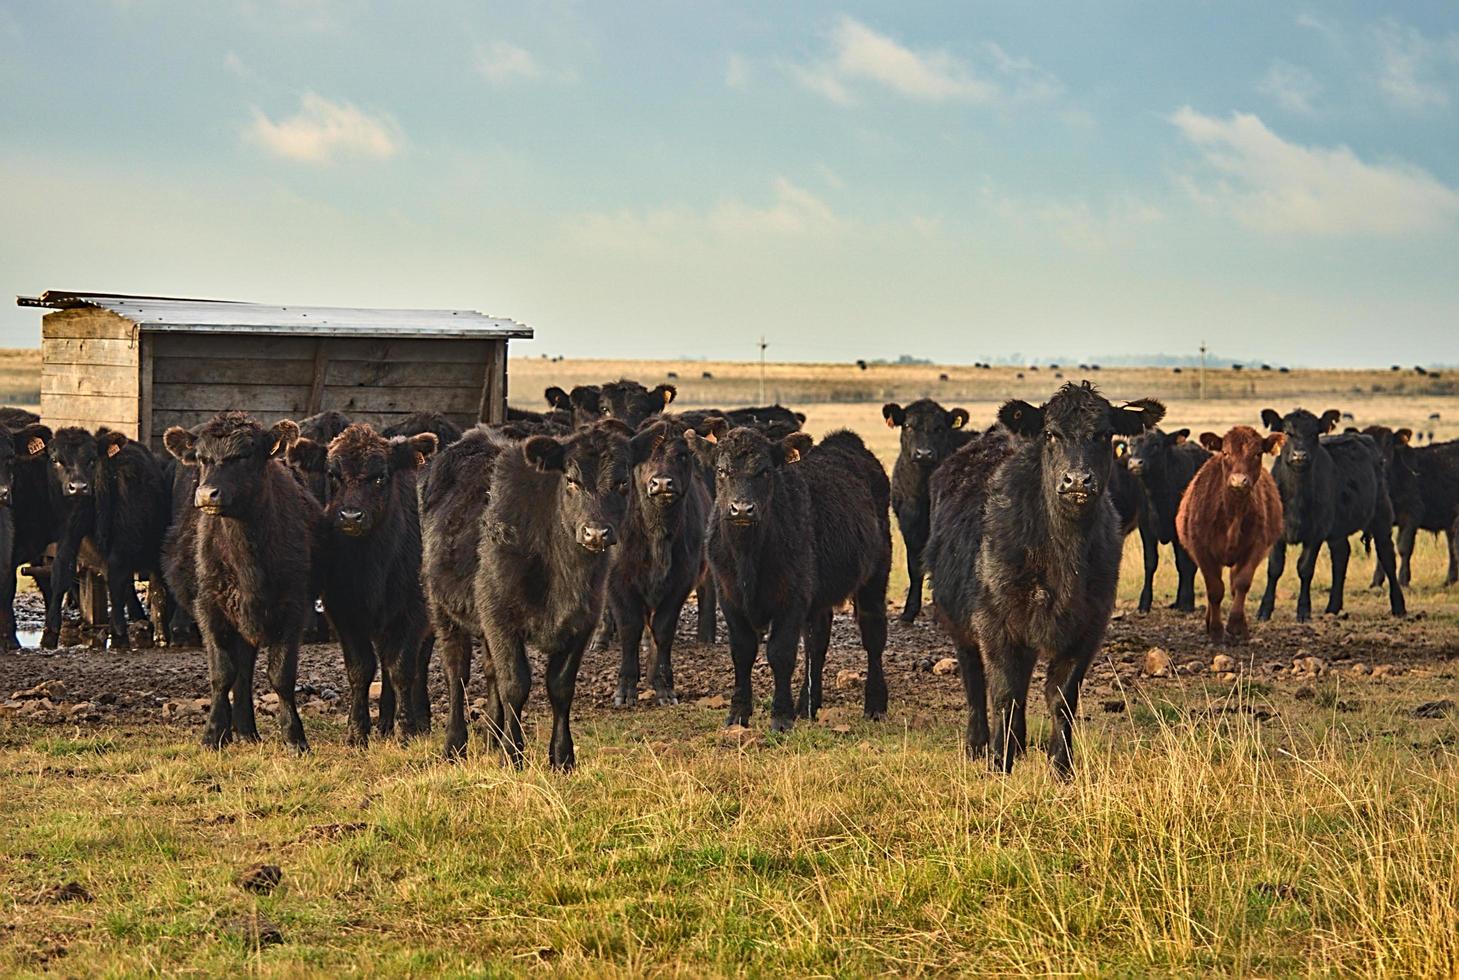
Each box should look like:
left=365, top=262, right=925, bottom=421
left=1, top=355, right=1456, bottom=975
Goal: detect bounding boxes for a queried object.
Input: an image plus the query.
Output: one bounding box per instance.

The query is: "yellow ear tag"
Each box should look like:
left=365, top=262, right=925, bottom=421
left=26, top=437, right=44, bottom=456
left=107, top=441, right=121, bottom=458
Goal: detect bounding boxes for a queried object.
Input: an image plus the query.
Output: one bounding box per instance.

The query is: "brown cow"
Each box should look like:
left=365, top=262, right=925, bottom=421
left=1176, top=426, right=1284, bottom=644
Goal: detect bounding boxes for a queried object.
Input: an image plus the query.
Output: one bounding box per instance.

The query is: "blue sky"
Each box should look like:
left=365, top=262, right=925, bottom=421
left=2, top=2, right=1456, bottom=365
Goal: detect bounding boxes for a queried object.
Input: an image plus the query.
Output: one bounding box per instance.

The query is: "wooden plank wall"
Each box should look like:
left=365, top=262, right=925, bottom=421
left=146, top=334, right=501, bottom=449
left=40, top=309, right=141, bottom=436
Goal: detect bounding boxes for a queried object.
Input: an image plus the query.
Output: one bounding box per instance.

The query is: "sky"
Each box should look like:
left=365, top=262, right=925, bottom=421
left=1, top=2, right=1457, bottom=366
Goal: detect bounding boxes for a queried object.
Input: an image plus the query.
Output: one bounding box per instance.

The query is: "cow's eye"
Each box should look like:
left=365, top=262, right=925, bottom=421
left=615, top=480, right=629, bottom=495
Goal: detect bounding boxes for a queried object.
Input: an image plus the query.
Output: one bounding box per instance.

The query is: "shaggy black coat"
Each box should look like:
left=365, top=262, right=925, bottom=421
left=285, top=411, right=353, bottom=503
left=158, top=449, right=203, bottom=647
left=925, top=382, right=1164, bottom=776
left=1374, top=434, right=1459, bottom=586
left=882, top=399, right=971, bottom=622
left=382, top=412, right=464, bottom=448
left=320, top=424, right=438, bottom=746
left=607, top=418, right=709, bottom=708
left=1256, top=409, right=1405, bottom=622
left=1121, top=428, right=1210, bottom=613
left=164, top=413, right=322, bottom=753
left=689, top=424, right=891, bottom=732
left=0, top=408, right=54, bottom=649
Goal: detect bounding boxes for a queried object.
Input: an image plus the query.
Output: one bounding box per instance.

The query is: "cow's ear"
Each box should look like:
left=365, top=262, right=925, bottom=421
left=286, top=437, right=326, bottom=472
left=794, top=412, right=806, bottom=425
left=390, top=432, right=438, bottom=471
left=1112, top=398, right=1165, bottom=436
left=14, top=423, right=52, bottom=462
left=98, top=429, right=128, bottom=459
left=1199, top=432, right=1224, bottom=452
left=651, top=384, right=676, bottom=407
left=1260, top=409, right=1283, bottom=432
left=1112, top=438, right=1129, bottom=459
left=947, top=408, right=969, bottom=430
left=544, top=386, right=571, bottom=410
left=684, top=428, right=718, bottom=467
left=1169, top=428, right=1190, bottom=445
left=523, top=435, right=567, bottom=472
left=1263, top=433, right=1285, bottom=456
left=163, top=426, right=196, bottom=462
left=630, top=422, right=667, bottom=465
left=997, top=399, right=1042, bottom=437
left=267, top=419, right=300, bottom=458
left=882, top=403, right=905, bottom=428
left=775, top=432, right=814, bottom=466
left=1319, top=409, right=1341, bottom=433
left=1395, top=428, right=1413, bottom=445
left=569, top=386, right=601, bottom=414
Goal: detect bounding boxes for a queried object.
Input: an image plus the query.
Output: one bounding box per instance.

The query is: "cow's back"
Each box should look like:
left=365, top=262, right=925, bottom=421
left=802, top=430, right=890, bottom=608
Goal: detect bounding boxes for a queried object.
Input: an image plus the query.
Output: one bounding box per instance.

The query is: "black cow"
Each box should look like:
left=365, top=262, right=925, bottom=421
left=422, top=421, right=632, bottom=768
left=925, top=382, right=1164, bottom=776
left=41, top=428, right=169, bottom=649
left=552, top=380, right=676, bottom=430
left=320, top=424, right=438, bottom=746
left=608, top=417, right=709, bottom=707
left=1256, top=408, right=1404, bottom=622
left=382, top=412, right=464, bottom=448
left=1120, top=428, right=1210, bottom=613
left=1367, top=430, right=1459, bottom=587
left=285, top=411, right=353, bottom=503
left=687, top=423, right=891, bottom=732
left=0, top=409, right=54, bottom=650
left=1108, top=441, right=1145, bottom=539
left=881, top=399, right=971, bottom=622
left=163, top=413, right=321, bottom=753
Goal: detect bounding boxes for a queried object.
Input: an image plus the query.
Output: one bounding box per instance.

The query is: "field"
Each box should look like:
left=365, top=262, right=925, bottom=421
left=1, top=355, right=1457, bottom=975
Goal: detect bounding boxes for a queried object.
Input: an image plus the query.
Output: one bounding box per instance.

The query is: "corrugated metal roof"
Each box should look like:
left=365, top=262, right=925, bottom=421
left=17, top=291, right=533, bottom=339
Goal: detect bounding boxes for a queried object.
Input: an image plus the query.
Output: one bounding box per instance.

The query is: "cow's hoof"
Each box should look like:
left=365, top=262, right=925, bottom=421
left=768, top=716, right=795, bottom=734
left=39, top=629, right=59, bottom=650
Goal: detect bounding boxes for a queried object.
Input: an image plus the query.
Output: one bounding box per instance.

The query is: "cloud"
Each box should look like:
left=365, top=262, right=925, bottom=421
left=793, top=16, right=1056, bottom=106
left=725, top=52, right=750, bottom=89
left=709, top=177, right=839, bottom=236
left=474, top=40, right=546, bottom=84
left=1372, top=19, right=1459, bottom=110
left=979, top=184, right=1164, bottom=252
left=1257, top=60, right=1321, bottom=113
left=248, top=93, right=400, bottom=163
left=1171, top=106, right=1459, bottom=235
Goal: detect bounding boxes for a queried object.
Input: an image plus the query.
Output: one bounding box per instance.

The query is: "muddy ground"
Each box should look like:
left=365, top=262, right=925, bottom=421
left=2, top=588, right=1455, bottom=741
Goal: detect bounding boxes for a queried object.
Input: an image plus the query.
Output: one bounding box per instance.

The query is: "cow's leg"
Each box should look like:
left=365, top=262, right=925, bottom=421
left=1446, top=527, right=1458, bottom=587
left=198, top=611, right=238, bottom=750
left=544, top=638, right=588, bottom=771
left=1324, top=535, right=1351, bottom=616
left=482, top=622, right=531, bottom=768
left=414, top=633, right=434, bottom=732
left=104, top=558, right=134, bottom=650
left=648, top=592, right=688, bottom=706
left=612, top=593, right=646, bottom=709
left=856, top=577, right=889, bottom=721
left=985, top=642, right=1036, bottom=774
left=1199, top=559, right=1225, bottom=642
left=1045, top=647, right=1095, bottom=780
left=591, top=606, right=617, bottom=654
left=1256, top=540, right=1286, bottom=621
left=1137, top=518, right=1159, bottom=614
left=42, top=535, right=82, bottom=649
left=898, top=510, right=926, bottom=623
left=1396, top=522, right=1417, bottom=587
left=1226, top=553, right=1262, bottom=644
left=334, top=619, right=377, bottom=747
left=230, top=634, right=259, bottom=741
left=0, top=558, right=20, bottom=650
left=266, top=640, right=308, bottom=755
left=380, top=624, right=422, bottom=742
left=695, top=581, right=717, bottom=644
left=955, top=641, right=988, bottom=759
left=797, top=607, right=832, bottom=720
left=722, top=605, right=758, bottom=728
left=1369, top=540, right=1387, bottom=589
left=1370, top=523, right=1406, bottom=617
left=1171, top=542, right=1198, bottom=613
left=1294, top=540, right=1321, bottom=622
left=766, top=609, right=807, bottom=733
left=125, top=583, right=147, bottom=623
left=439, top=621, right=472, bottom=760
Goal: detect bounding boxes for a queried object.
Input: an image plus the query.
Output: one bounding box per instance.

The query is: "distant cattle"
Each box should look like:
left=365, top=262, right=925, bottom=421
left=939, top=373, right=950, bottom=382
left=881, top=399, right=970, bottom=622
left=1120, top=428, right=1210, bottom=613
left=320, top=424, right=437, bottom=746
left=1367, top=429, right=1459, bottom=587
left=856, top=359, right=868, bottom=370
left=0, top=409, right=54, bottom=649
left=701, top=371, right=714, bottom=379
left=925, top=382, right=1163, bottom=776
left=164, top=413, right=321, bottom=753
left=1176, top=427, right=1284, bottom=643
left=382, top=412, right=463, bottom=448
left=422, top=422, right=632, bottom=768
left=1256, top=409, right=1404, bottom=622
left=688, top=423, right=891, bottom=731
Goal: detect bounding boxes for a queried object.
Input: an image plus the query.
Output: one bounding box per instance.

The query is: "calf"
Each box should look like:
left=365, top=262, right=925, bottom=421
left=164, top=413, right=320, bottom=752
left=1121, top=428, right=1210, bottom=613
left=882, top=399, right=971, bottom=622
left=608, top=418, right=709, bottom=707
left=1256, top=409, right=1404, bottom=622
left=422, top=421, right=632, bottom=767
left=1176, top=427, right=1285, bottom=643
left=554, top=380, right=676, bottom=430
left=41, top=428, right=169, bottom=649
left=383, top=412, right=464, bottom=448
left=0, top=410, right=54, bottom=649
left=1368, top=430, right=1459, bottom=587
left=925, top=382, right=1163, bottom=776
left=285, top=410, right=353, bottom=503
left=320, top=424, right=438, bottom=746
left=687, top=423, right=891, bottom=732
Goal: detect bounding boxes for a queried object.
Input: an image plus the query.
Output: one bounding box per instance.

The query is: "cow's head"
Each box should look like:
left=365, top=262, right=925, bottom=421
left=686, top=418, right=814, bottom=528
left=285, top=437, right=329, bottom=503
left=1261, top=408, right=1339, bottom=471
left=164, top=412, right=298, bottom=517
left=324, top=423, right=436, bottom=537
left=1123, top=427, right=1191, bottom=479
left=1198, top=425, right=1280, bottom=498
left=597, top=379, right=676, bottom=430
left=883, top=399, right=969, bottom=468
left=999, top=382, right=1164, bottom=517
left=628, top=418, right=697, bottom=511
left=521, top=421, right=632, bottom=553
left=48, top=427, right=101, bottom=498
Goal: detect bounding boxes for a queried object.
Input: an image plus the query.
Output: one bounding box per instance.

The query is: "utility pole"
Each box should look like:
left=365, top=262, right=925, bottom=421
left=1199, top=340, right=1207, bottom=400
left=758, top=335, right=768, bottom=404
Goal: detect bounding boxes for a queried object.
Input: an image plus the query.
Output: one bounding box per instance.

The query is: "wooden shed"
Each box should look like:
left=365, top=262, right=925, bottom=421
left=18, top=291, right=533, bottom=450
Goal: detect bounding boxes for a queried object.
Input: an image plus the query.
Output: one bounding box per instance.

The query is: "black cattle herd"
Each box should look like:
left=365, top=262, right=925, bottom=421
left=0, top=380, right=1453, bottom=777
